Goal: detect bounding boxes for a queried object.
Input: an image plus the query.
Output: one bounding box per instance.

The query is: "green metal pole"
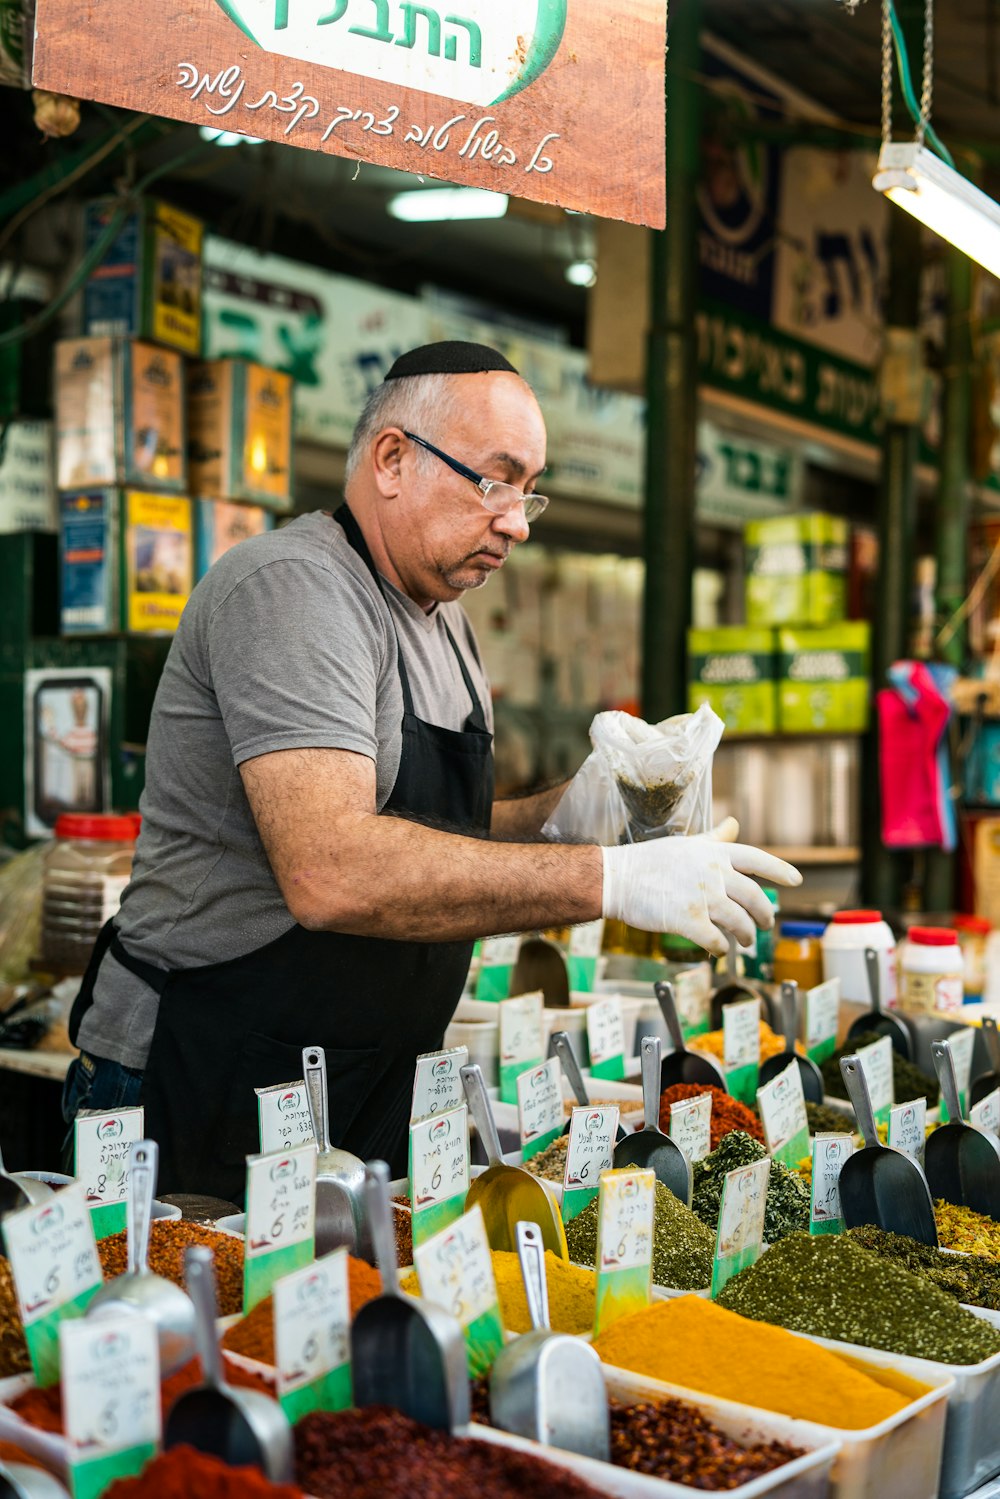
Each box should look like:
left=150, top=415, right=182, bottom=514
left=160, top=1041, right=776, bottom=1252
left=642, top=0, right=701, bottom=722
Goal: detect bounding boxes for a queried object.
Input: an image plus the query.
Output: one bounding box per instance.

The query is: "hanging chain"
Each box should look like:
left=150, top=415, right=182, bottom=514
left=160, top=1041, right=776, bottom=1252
left=881, top=0, right=893, bottom=146
left=917, top=0, right=934, bottom=144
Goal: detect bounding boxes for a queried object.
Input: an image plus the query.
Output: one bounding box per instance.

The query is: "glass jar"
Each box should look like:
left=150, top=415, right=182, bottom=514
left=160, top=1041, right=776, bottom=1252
left=900, top=927, right=964, bottom=1016
left=40, top=813, right=137, bottom=974
left=774, top=920, right=826, bottom=990
left=953, top=915, right=991, bottom=1003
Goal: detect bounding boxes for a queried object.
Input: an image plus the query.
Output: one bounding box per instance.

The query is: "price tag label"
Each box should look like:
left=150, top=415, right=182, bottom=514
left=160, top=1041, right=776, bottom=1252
left=408, top=1104, right=470, bottom=1248
left=411, top=1046, right=469, bottom=1124
left=273, top=1248, right=352, bottom=1421
left=668, top=1093, right=712, bottom=1164
left=805, top=979, right=841, bottom=1065
left=562, top=1106, right=619, bottom=1223
left=674, top=963, right=713, bottom=1039
left=723, top=998, right=761, bottom=1106
left=857, top=1035, right=895, bottom=1127
left=757, top=1060, right=810, bottom=1169
left=594, top=1168, right=655, bottom=1333
left=3, top=1183, right=103, bottom=1387
left=498, top=990, right=544, bottom=1104
left=243, top=1144, right=318, bottom=1311
left=73, top=1107, right=144, bottom=1240
left=889, top=1097, right=927, bottom=1168
left=586, top=997, right=627, bottom=1081
left=567, top=919, right=604, bottom=992
left=413, top=1203, right=503, bottom=1377
left=972, top=1088, right=1000, bottom=1136
left=61, top=1313, right=160, bottom=1499
left=809, top=1133, right=853, bottom=1235
left=476, top=934, right=522, bottom=1003
left=940, top=1028, right=976, bottom=1121
left=516, top=1057, right=564, bottom=1161
left=256, top=1080, right=315, bottom=1155
left=711, top=1156, right=770, bottom=1297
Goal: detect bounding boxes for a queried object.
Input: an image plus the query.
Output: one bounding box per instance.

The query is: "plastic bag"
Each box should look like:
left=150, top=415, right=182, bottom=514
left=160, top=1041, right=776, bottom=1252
left=543, top=704, right=725, bottom=845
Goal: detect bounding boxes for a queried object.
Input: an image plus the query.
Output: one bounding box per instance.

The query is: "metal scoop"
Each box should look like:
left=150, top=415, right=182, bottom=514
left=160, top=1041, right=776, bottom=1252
left=489, top=1221, right=609, bottom=1459
left=655, top=981, right=728, bottom=1092
left=550, top=1031, right=626, bottom=1142
left=512, top=937, right=570, bottom=1009
left=302, top=1044, right=367, bottom=1258
left=846, top=948, right=912, bottom=1058
left=613, top=1035, right=692, bottom=1205
left=710, top=935, right=775, bottom=1028
left=758, top=982, right=824, bottom=1103
left=837, top=1055, right=938, bottom=1245
left=0, top=1145, right=53, bottom=1217
left=352, top=1160, right=469, bottom=1431
left=86, top=1140, right=197, bottom=1375
left=462, top=1064, right=568, bottom=1257
left=0, top=1466, right=70, bottom=1499
left=926, top=1039, right=1000, bottom=1218
left=165, top=1245, right=293, bottom=1479
left=971, top=1016, right=1000, bottom=1107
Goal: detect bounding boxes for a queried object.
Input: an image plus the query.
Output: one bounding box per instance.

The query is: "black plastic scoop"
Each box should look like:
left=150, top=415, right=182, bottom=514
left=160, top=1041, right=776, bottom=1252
left=655, top=981, right=728, bottom=1093
left=926, top=1039, right=1000, bottom=1219
left=846, top=948, right=912, bottom=1059
left=549, top=1031, right=627, bottom=1142
left=971, top=1017, right=1000, bottom=1108
left=837, top=1054, right=938, bottom=1245
left=758, top=982, right=825, bottom=1104
left=612, top=1035, right=692, bottom=1205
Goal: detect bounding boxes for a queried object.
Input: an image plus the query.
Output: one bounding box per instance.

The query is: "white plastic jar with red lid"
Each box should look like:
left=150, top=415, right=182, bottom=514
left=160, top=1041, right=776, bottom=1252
left=821, top=909, right=897, bottom=1008
left=40, top=813, right=136, bottom=974
left=900, top=926, right=964, bottom=1016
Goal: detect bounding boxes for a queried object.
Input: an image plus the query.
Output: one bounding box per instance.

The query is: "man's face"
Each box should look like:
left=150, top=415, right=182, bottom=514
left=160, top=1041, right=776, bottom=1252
left=383, top=372, right=547, bottom=607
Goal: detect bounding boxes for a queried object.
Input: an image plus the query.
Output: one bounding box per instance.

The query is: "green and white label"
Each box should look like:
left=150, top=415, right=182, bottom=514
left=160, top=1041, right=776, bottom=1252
left=498, top=989, right=544, bottom=1104
left=939, top=1028, right=976, bottom=1122
left=586, top=997, right=626, bottom=1081
left=61, top=1313, right=160, bottom=1499
left=711, top=1156, right=770, bottom=1297
left=809, top=1133, right=853, bottom=1235
left=757, top=1060, right=810, bottom=1168
left=409, top=1104, right=469, bottom=1248
left=476, top=934, right=521, bottom=1003
left=411, top=1046, right=469, bottom=1123
left=3, top=1183, right=103, bottom=1387
left=562, top=1106, right=619, bottom=1223
left=888, top=1097, right=927, bottom=1168
left=516, top=1056, right=564, bottom=1161
left=668, top=1092, right=712, bottom=1164
left=273, top=1248, right=352, bottom=1422
left=594, top=1168, right=655, bottom=1333
left=805, top=979, right=840, bottom=1065
left=243, top=1144, right=318, bottom=1311
left=971, top=1088, right=1000, bottom=1137
left=723, top=997, right=761, bottom=1105
left=74, top=1106, right=144, bottom=1240
left=567, top=919, right=604, bottom=992
left=256, top=1080, right=315, bottom=1155
left=858, top=1035, right=895, bottom=1127
left=412, top=1203, right=503, bottom=1377
left=674, top=963, right=713, bottom=1039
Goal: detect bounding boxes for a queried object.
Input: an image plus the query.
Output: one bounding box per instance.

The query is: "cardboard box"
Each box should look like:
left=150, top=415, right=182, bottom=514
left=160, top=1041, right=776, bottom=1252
left=778, top=623, right=871, bottom=733
left=55, top=337, right=187, bottom=493
left=745, top=512, right=849, bottom=627
left=60, top=489, right=193, bottom=635
left=194, top=498, right=274, bottom=579
left=687, top=627, right=777, bottom=735
left=0, top=420, right=56, bottom=532
left=187, top=360, right=293, bottom=508
left=82, top=197, right=203, bottom=357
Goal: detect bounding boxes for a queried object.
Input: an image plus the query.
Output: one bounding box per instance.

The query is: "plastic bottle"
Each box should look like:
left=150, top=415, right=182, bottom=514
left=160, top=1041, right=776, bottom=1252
left=900, top=927, right=965, bottom=1016
left=40, top=813, right=136, bottom=974
left=743, top=886, right=780, bottom=982
left=774, top=920, right=826, bottom=990
left=821, top=909, right=898, bottom=1008
left=953, top=915, right=991, bottom=1003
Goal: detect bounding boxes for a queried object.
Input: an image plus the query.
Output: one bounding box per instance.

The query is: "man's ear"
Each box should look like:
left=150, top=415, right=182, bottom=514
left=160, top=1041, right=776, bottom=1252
left=371, top=428, right=406, bottom=499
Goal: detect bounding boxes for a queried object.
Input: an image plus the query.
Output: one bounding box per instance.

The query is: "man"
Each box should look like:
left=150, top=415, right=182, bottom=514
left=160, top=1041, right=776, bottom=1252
left=64, top=341, right=800, bottom=1199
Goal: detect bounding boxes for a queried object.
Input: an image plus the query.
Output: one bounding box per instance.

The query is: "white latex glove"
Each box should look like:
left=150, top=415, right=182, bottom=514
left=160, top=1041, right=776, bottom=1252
left=601, top=835, right=801, bottom=956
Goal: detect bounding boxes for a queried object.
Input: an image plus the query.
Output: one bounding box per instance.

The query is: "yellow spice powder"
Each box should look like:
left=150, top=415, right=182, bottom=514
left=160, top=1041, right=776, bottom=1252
left=401, top=1249, right=595, bottom=1336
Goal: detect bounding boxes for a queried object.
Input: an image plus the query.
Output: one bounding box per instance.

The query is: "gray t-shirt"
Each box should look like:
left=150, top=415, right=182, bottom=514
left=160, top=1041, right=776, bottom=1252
left=79, top=510, right=492, bottom=1070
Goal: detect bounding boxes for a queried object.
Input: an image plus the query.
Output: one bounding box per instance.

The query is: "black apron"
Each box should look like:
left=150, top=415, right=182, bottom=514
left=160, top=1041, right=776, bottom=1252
left=75, top=505, right=493, bottom=1201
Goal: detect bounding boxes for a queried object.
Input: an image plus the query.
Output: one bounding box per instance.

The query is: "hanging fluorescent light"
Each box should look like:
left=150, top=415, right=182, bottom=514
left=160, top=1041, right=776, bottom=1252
left=873, top=143, right=1000, bottom=278
left=199, top=125, right=265, bottom=146
left=565, top=258, right=597, bottom=288
left=387, top=187, right=509, bottom=222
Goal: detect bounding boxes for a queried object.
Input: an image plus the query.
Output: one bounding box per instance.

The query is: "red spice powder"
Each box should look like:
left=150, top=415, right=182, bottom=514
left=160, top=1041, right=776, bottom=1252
left=103, top=1444, right=304, bottom=1497
left=658, top=1083, right=765, bottom=1149
left=10, top=1357, right=275, bottom=1435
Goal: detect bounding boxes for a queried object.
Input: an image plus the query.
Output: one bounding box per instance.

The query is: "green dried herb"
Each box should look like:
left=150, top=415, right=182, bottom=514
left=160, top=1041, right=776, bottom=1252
left=692, top=1131, right=810, bottom=1244
left=848, top=1225, right=1000, bottom=1311
left=821, top=1031, right=939, bottom=1106
left=805, top=1101, right=856, bottom=1135
left=717, top=1231, right=1000, bottom=1365
left=616, top=775, right=684, bottom=833
left=566, top=1179, right=713, bottom=1291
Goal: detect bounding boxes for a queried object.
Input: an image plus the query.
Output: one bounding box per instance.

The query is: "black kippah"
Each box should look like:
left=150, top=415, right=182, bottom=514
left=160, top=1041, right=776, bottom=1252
left=384, top=341, right=519, bottom=380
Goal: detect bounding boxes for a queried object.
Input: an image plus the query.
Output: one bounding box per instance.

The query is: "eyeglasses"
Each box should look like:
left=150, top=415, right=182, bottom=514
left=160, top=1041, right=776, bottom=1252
left=403, top=431, right=549, bottom=523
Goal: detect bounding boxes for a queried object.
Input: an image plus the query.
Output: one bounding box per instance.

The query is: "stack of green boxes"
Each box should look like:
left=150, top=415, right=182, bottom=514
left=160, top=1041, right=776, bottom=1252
left=687, top=513, right=871, bottom=735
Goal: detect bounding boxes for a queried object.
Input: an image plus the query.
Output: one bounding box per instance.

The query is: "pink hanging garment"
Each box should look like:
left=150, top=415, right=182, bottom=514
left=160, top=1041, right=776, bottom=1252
left=877, top=661, right=950, bottom=848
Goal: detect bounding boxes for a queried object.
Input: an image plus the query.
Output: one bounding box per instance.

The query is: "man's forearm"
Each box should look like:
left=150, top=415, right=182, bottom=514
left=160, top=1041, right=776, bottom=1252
left=490, top=781, right=569, bottom=840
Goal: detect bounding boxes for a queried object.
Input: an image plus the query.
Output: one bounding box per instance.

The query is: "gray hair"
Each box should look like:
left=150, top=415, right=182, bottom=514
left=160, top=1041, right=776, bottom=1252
left=344, top=373, right=462, bottom=485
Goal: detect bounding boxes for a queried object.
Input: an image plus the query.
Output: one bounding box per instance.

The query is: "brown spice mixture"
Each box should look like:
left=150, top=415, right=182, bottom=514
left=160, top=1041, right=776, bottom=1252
left=98, top=1219, right=245, bottom=1316
left=222, top=1256, right=383, bottom=1365
left=0, top=1255, right=30, bottom=1376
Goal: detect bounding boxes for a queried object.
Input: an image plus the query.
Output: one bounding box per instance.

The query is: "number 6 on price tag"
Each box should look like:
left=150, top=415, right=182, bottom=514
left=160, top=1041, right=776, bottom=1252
left=243, top=1144, right=318, bottom=1312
